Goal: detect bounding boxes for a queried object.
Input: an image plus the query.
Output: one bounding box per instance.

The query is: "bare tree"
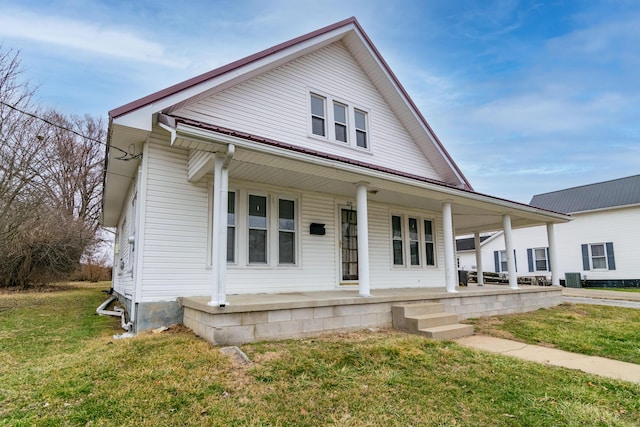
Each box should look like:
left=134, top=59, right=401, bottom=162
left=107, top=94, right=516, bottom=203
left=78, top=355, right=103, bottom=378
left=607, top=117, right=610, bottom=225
left=0, top=47, right=107, bottom=287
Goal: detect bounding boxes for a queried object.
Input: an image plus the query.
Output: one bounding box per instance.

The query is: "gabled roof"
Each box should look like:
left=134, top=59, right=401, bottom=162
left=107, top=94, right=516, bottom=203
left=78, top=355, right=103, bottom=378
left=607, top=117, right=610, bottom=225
left=107, top=17, right=471, bottom=187
left=529, top=174, right=640, bottom=213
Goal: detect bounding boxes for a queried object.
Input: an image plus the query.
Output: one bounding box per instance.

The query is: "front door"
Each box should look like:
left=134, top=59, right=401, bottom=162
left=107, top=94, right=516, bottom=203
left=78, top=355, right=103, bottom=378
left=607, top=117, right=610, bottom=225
left=340, top=208, right=358, bottom=281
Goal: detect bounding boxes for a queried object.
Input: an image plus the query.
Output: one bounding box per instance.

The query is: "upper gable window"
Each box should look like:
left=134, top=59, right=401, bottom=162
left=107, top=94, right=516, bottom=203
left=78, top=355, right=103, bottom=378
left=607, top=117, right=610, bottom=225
left=354, top=109, right=368, bottom=148
left=308, top=90, right=371, bottom=150
left=333, top=102, right=348, bottom=142
left=310, top=94, right=326, bottom=137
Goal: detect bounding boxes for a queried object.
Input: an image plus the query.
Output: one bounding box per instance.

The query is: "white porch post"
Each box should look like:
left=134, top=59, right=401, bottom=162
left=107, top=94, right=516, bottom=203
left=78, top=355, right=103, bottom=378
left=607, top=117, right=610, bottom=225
left=217, top=165, right=230, bottom=305
left=208, top=156, right=224, bottom=306
left=546, top=223, right=561, bottom=286
left=502, top=214, right=518, bottom=290
left=474, top=232, right=484, bottom=286
left=356, top=183, right=371, bottom=297
left=442, top=201, right=457, bottom=293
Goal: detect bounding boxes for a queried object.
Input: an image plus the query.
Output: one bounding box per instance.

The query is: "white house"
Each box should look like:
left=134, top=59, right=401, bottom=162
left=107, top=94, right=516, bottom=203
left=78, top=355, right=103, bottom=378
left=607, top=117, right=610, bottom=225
left=103, top=17, right=569, bottom=333
left=470, top=175, right=640, bottom=287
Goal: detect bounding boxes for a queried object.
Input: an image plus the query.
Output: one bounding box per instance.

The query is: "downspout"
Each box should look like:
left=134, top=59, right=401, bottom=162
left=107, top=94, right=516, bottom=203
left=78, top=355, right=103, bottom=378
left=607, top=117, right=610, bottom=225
left=209, top=144, right=235, bottom=307
left=97, top=295, right=133, bottom=333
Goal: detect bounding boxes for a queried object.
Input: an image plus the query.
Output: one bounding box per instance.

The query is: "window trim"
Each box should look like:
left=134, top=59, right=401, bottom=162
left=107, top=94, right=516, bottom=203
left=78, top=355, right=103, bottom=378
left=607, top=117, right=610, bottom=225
left=527, top=247, right=549, bottom=272
left=589, top=243, right=608, bottom=270
left=333, top=101, right=348, bottom=143
left=424, top=219, right=436, bottom=267
left=307, top=88, right=372, bottom=151
left=390, top=213, right=437, bottom=269
left=227, top=190, right=237, bottom=264
left=277, top=197, right=297, bottom=265
left=310, top=93, right=327, bottom=138
left=247, top=193, right=269, bottom=265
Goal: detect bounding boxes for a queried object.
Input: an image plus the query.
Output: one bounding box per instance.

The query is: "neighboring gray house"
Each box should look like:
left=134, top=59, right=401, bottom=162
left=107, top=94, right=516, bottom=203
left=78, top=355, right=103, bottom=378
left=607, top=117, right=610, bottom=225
left=472, top=175, right=640, bottom=287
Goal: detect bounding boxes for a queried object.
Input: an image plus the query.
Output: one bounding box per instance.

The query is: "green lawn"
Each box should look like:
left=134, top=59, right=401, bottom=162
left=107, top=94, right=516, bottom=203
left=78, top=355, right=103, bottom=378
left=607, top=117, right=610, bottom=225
left=587, top=288, right=640, bottom=293
left=1, top=283, right=638, bottom=426
left=466, top=303, right=640, bottom=364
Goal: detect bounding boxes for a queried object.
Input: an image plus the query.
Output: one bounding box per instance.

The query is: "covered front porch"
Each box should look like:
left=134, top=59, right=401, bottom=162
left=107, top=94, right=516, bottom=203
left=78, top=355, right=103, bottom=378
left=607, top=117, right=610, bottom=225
left=180, top=284, right=562, bottom=345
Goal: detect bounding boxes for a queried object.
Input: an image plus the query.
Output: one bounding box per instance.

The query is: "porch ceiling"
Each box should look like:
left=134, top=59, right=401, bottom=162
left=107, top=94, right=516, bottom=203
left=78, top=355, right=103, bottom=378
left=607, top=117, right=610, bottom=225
left=179, top=134, right=570, bottom=235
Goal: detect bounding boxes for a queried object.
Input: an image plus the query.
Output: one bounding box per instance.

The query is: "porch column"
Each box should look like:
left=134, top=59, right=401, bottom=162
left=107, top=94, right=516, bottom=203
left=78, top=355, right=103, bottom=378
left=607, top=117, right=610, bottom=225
left=208, top=156, right=224, bottom=306
left=356, top=183, right=371, bottom=297
left=546, top=223, right=560, bottom=286
left=217, top=165, right=230, bottom=304
left=502, top=214, right=518, bottom=290
left=474, top=232, right=484, bottom=286
left=442, top=201, right=457, bottom=293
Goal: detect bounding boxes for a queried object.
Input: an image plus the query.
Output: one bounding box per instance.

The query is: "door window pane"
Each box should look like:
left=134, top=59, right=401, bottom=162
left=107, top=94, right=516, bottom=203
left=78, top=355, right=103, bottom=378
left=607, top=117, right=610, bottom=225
left=341, top=209, right=358, bottom=280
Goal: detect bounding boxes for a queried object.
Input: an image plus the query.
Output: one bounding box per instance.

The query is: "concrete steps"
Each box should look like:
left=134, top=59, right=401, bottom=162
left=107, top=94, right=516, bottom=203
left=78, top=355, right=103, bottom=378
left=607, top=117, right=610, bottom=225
left=392, top=302, right=473, bottom=340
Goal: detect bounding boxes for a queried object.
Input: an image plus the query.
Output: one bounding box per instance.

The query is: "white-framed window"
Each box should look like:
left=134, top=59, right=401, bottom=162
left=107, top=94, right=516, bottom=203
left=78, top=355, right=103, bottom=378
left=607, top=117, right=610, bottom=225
left=227, top=191, right=236, bottom=263
left=248, top=194, right=268, bottom=264
left=408, top=217, right=420, bottom=266
left=310, top=93, right=326, bottom=137
left=527, top=247, right=548, bottom=272
left=333, top=101, right=348, bottom=143
left=582, top=242, right=615, bottom=271
left=424, top=219, right=435, bottom=266
left=391, top=215, right=403, bottom=265
left=590, top=244, right=607, bottom=269
left=278, top=198, right=296, bottom=265
left=308, top=89, right=371, bottom=150
left=495, top=250, right=517, bottom=273
left=499, top=250, right=508, bottom=272
left=390, top=214, right=436, bottom=268
left=354, top=109, right=368, bottom=148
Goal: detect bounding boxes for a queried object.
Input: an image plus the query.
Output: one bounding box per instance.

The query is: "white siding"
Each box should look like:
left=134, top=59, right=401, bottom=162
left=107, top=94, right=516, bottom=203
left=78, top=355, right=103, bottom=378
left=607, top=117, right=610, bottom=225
left=136, top=136, right=448, bottom=301
left=112, top=178, right=137, bottom=298
left=140, top=139, right=211, bottom=302
left=478, top=206, right=640, bottom=281
left=174, top=41, right=441, bottom=181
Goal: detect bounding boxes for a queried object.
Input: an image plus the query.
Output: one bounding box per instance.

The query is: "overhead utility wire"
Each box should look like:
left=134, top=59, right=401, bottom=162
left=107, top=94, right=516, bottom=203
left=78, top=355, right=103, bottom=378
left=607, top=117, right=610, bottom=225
left=0, top=100, right=141, bottom=161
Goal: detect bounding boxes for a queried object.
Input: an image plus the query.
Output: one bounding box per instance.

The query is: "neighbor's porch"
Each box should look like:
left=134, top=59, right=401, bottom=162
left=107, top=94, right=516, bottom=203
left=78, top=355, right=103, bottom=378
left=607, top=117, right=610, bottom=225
left=179, top=283, right=562, bottom=345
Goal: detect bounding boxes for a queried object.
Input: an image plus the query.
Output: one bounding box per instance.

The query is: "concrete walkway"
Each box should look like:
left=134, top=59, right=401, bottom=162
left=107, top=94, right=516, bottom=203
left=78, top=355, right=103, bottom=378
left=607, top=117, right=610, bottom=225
left=562, top=287, right=640, bottom=302
left=455, top=335, right=640, bottom=384
left=455, top=288, right=640, bottom=384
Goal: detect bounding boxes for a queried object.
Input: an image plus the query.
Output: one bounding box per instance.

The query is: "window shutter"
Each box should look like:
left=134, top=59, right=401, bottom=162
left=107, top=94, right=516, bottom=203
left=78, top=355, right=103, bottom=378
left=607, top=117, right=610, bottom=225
left=494, top=251, right=500, bottom=272
left=606, top=242, right=616, bottom=270
left=581, top=244, right=590, bottom=271
left=514, top=249, right=518, bottom=272
left=546, top=247, right=551, bottom=270
left=527, top=248, right=534, bottom=272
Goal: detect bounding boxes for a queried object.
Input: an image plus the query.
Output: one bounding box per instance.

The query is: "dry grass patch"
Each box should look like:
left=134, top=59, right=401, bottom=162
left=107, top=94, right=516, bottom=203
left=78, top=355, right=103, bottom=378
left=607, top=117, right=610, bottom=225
left=1, top=284, right=639, bottom=426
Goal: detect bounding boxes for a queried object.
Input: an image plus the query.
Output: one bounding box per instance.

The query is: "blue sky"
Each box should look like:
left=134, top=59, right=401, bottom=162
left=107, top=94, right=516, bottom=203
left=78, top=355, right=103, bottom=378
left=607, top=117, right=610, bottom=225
left=1, top=0, right=638, bottom=203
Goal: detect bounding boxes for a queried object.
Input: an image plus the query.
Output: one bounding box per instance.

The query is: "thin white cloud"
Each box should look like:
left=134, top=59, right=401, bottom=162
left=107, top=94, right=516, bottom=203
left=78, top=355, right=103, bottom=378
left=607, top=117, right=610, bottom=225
left=468, top=89, right=630, bottom=134
left=0, top=8, right=185, bottom=68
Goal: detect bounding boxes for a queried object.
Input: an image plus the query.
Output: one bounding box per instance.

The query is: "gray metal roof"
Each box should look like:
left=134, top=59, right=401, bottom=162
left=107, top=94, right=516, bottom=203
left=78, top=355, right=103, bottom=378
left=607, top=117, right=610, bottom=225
left=529, top=174, right=640, bottom=213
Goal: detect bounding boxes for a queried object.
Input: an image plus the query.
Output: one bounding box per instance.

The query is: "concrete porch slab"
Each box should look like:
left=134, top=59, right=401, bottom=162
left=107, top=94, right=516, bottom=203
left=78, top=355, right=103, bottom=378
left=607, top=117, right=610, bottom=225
left=179, top=285, right=563, bottom=346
